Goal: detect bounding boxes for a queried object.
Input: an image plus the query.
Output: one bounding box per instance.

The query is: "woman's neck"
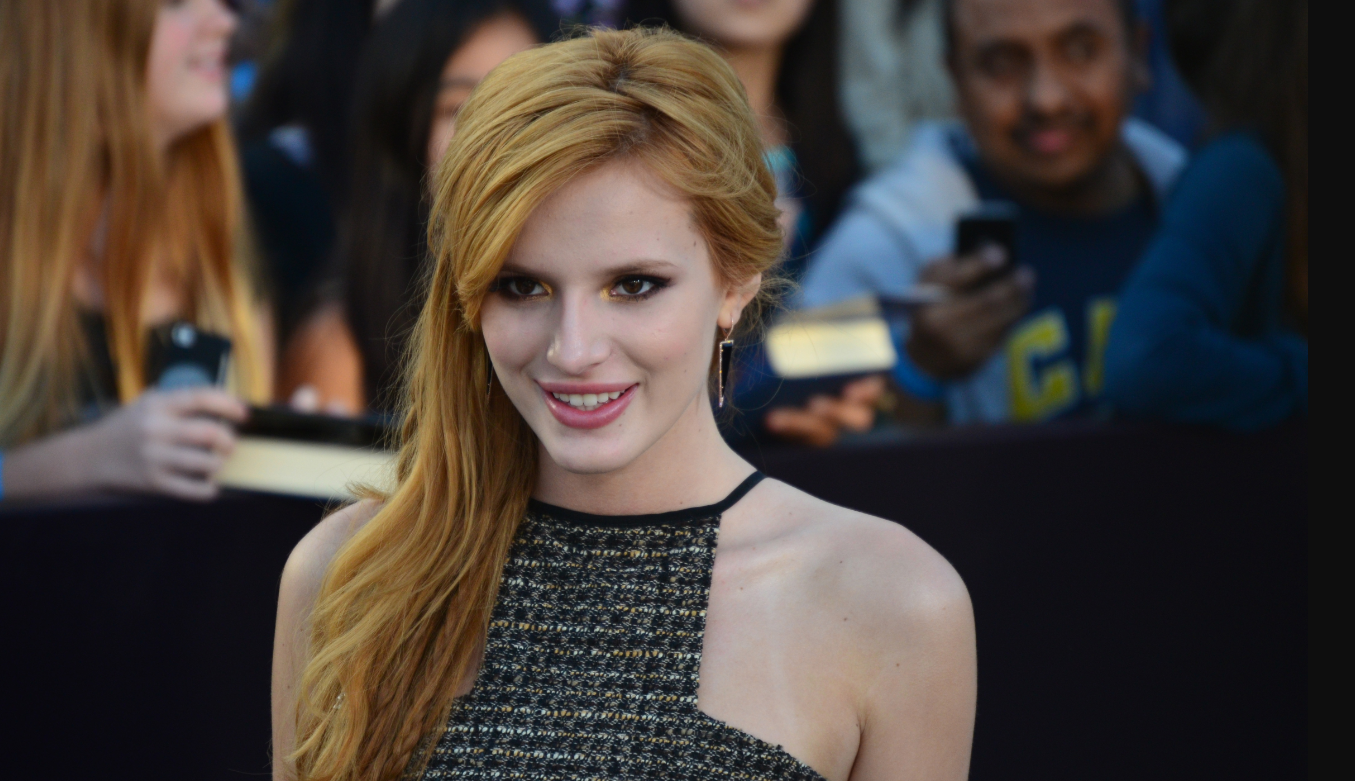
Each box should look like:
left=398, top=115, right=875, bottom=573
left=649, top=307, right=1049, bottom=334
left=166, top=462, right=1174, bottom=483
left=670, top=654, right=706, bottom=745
left=724, top=44, right=788, bottom=149
left=532, top=393, right=754, bottom=517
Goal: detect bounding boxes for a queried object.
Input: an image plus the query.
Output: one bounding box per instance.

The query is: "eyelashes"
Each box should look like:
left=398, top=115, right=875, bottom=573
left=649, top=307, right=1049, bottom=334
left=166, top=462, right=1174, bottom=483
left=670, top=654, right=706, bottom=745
left=491, top=276, right=549, bottom=299
left=490, top=274, right=671, bottom=302
left=608, top=275, right=667, bottom=300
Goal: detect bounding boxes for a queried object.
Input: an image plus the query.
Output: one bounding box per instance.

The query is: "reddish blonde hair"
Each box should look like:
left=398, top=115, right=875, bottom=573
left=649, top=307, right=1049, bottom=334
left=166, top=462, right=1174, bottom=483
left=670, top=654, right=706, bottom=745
left=292, top=27, right=782, bottom=781
left=0, top=0, right=268, bottom=447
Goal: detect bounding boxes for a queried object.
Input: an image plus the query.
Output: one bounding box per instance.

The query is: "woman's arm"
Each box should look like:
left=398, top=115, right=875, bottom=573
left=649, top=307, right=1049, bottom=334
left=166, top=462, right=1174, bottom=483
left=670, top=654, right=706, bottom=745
left=271, top=499, right=381, bottom=780
left=0, top=388, right=247, bottom=502
left=1104, top=135, right=1307, bottom=430
left=847, top=523, right=977, bottom=781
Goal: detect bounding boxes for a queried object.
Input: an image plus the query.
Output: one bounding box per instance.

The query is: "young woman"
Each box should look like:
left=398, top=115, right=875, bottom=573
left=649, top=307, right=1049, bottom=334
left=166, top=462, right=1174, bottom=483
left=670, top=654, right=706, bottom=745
left=0, top=0, right=271, bottom=502
left=1104, top=0, right=1307, bottom=428
left=277, top=0, right=550, bottom=415
left=273, top=28, right=974, bottom=781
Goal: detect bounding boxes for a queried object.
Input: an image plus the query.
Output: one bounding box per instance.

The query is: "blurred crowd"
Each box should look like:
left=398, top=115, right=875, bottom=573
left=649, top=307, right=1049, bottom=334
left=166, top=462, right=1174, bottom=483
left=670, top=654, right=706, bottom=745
left=0, top=0, right=1308, bottom=500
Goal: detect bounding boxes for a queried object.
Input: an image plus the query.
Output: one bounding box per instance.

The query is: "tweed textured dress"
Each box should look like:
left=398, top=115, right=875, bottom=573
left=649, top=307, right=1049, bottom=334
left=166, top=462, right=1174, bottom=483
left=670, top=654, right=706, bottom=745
left=419, top=472, right=826, bottom=780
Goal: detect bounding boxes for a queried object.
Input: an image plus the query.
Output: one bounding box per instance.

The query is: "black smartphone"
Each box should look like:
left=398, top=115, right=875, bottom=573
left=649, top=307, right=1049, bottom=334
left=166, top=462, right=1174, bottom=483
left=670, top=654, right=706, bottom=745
left=956, top=201, right=1019, bottom=277
left=147, top=321, right=232, bottom=390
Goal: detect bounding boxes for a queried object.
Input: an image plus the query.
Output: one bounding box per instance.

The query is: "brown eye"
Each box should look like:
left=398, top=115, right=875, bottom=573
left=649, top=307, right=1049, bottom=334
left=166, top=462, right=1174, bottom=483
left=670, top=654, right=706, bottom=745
left=610, top=276, right=664, bottom=299
left=496, top=276, right=547, bottom=298
left=511, top=278, right=545, bottom=296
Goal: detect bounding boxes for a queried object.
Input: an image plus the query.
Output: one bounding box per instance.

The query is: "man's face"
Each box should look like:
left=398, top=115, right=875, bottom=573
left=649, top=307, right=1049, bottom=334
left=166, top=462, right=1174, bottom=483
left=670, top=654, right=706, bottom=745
left=949, top=0, right=1144, bottom=193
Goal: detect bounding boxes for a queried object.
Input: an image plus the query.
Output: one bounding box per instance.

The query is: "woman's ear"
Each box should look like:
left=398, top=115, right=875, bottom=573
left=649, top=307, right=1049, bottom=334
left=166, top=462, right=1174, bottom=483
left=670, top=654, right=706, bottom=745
left=718, top=272, right=762, bottom=331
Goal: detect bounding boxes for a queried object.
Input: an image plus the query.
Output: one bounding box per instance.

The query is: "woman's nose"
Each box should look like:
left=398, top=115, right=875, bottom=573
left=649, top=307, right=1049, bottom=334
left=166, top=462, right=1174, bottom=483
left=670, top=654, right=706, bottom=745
left=546, top=294, right=610, bottom=376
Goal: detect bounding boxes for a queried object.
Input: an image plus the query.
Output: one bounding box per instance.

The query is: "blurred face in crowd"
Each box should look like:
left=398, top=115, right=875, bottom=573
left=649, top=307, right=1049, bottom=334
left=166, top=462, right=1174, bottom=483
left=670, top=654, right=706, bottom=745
left=480, top=158, right=757, bottom=475
left=146, top=0, right=238, bottom=150
left=427, top=13, right=538, bottom=168
left=948, top=0, right=1146, bottom=193
left=672, top=0, right=815, bottom=50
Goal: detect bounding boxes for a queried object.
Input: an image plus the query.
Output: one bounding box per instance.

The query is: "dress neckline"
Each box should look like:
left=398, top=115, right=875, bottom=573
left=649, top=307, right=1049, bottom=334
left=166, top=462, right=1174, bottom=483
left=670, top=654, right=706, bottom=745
left=527, top=471, right=765, bottom=528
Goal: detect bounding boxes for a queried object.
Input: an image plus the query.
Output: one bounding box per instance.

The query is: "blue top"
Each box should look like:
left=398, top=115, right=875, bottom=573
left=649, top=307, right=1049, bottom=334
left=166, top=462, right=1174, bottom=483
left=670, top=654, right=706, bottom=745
left=1103, top=132, right=1308, bottom=430
left=960, top=156, right=1160, bottom=422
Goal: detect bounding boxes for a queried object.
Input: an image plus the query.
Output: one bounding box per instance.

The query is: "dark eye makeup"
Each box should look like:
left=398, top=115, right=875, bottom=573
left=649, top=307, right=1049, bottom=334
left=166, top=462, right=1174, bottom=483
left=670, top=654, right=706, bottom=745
left=490, top=276, right=550, bottom=299
left=489, top=273, right=671, bottom=302
left=608, top=275, right=669, bottom=300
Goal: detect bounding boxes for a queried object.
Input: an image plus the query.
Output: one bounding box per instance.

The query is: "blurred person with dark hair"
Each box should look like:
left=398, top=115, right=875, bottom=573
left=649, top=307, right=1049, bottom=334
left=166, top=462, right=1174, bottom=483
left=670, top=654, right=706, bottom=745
left=1102, top=0, right=1307, bottom=429
left=766, top=0, right=1187, bottom=444
left=0, top=0, right=273, bottom=502
left=626, top=0, right=861, bottom=272
left=236, top=0, right=377, bottom=346
left=277, top=0, right=552, bottom=415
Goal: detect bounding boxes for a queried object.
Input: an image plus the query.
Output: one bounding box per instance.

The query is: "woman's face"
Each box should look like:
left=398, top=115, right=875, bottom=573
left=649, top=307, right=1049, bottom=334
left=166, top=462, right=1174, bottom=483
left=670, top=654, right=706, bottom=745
left=146, top=0, right=236, bottom=150
left=427, top=13, right=538, bottom=168
left=672, top=0, right=815, bottom=50
left=479, top=158, right=758, bottom=476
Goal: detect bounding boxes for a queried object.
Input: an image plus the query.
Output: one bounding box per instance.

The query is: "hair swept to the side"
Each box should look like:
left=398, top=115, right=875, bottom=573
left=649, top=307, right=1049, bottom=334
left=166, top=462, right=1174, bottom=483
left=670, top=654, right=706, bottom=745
left=0, top=0, right=269, bottom=448
left=290, top=26, right=782, bottom=781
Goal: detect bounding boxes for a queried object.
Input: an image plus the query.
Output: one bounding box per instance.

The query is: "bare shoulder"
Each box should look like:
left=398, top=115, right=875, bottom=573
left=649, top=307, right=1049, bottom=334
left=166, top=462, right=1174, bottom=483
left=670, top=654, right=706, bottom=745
left=745, top=478, right=972, bottom=641
left=279, top=498, right=384, bottom=611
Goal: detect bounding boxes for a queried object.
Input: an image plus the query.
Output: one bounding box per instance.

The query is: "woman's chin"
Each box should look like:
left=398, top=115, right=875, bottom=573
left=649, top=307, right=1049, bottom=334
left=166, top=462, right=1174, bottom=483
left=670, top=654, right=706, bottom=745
left=543, top=450, right=635, bottom=476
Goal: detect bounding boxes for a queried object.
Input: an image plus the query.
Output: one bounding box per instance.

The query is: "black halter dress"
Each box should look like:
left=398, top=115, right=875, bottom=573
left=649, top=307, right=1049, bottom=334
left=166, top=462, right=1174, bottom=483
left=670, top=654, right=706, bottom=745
left=418, top=471, right=826, bottom=780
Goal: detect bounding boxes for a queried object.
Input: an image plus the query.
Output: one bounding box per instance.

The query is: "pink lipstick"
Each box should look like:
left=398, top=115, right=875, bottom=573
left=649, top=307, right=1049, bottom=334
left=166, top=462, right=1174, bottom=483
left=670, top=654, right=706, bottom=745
left=539, top=382, right=637, bottom=430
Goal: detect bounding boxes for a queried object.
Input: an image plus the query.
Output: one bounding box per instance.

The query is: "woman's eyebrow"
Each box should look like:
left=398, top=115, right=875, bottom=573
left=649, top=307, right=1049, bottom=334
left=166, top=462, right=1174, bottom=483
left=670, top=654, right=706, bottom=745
left=603, top=259, right=681, bottom=276
left=496, top=259, right=681, bottom=278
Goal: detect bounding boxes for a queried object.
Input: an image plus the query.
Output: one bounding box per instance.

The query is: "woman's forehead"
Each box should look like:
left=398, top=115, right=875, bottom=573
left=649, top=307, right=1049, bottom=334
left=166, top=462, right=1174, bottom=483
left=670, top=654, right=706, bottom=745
left=506, top=159, right=709, bottom=279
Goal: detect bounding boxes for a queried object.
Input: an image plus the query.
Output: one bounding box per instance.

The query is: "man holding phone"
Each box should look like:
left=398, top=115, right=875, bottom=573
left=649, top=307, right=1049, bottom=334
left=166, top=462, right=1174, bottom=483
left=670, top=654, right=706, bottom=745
left=765, top=0, right=1186, bottom=442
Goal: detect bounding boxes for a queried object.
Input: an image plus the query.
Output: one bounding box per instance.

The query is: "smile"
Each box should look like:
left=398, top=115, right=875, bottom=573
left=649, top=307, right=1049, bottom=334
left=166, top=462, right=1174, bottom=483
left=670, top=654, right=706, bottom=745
left=550, top=390, right=624, bottom=411
left=539, top=383, right=637, bottom=429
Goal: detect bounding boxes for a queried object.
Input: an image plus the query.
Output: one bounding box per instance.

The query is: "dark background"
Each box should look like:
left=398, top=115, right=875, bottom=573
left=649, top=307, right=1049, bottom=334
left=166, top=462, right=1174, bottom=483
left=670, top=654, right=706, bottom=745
left=0, top=420, right=1306, bottom=778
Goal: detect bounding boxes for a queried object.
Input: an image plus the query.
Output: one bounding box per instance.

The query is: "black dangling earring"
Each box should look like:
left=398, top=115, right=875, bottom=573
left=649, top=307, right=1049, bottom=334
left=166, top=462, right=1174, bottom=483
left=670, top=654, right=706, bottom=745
left=717, top=328, right=734, bottom=409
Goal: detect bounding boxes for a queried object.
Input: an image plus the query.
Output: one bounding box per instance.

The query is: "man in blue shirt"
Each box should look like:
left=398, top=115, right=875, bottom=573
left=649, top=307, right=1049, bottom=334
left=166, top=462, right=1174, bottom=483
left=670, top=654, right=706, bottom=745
left=766, top=0, right=1186, bottom=442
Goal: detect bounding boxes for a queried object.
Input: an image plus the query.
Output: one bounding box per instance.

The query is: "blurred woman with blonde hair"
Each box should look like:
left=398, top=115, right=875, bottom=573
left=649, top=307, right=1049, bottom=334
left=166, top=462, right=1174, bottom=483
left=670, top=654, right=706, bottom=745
left=0, top=0, right=271, bottom=501
left=273, top=27, right=975, bottom=781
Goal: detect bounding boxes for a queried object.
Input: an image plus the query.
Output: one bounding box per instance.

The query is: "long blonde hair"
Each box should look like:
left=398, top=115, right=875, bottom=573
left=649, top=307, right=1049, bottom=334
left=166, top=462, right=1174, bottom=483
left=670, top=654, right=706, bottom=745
left=293, top=27, right=783, bottom=781
left=0, top=0, right=268, bottom=447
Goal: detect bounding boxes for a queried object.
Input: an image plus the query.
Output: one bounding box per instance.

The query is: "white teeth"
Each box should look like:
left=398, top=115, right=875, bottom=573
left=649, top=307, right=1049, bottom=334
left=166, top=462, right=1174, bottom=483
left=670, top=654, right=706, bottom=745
left=550, top=389, right=626, bottom=411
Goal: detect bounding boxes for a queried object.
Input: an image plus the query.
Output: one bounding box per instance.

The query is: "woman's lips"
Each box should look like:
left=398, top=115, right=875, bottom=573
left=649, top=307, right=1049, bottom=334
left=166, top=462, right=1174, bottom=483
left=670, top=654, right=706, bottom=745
left=541, top=383, right=637, bottom=429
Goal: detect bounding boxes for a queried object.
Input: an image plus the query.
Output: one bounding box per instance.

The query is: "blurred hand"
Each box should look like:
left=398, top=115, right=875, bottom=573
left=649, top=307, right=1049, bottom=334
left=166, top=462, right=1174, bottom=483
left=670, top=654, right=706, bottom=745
left=908, top=247, right=1035, bottom=379
left=88, top=388, right=248, bottom=501
left=763, top=375, right=887, bottom=448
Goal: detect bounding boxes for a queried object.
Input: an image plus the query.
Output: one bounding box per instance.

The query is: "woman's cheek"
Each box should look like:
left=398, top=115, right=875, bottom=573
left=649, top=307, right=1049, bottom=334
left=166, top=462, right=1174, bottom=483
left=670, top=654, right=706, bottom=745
left=619, top=309, right=708, bottom=388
